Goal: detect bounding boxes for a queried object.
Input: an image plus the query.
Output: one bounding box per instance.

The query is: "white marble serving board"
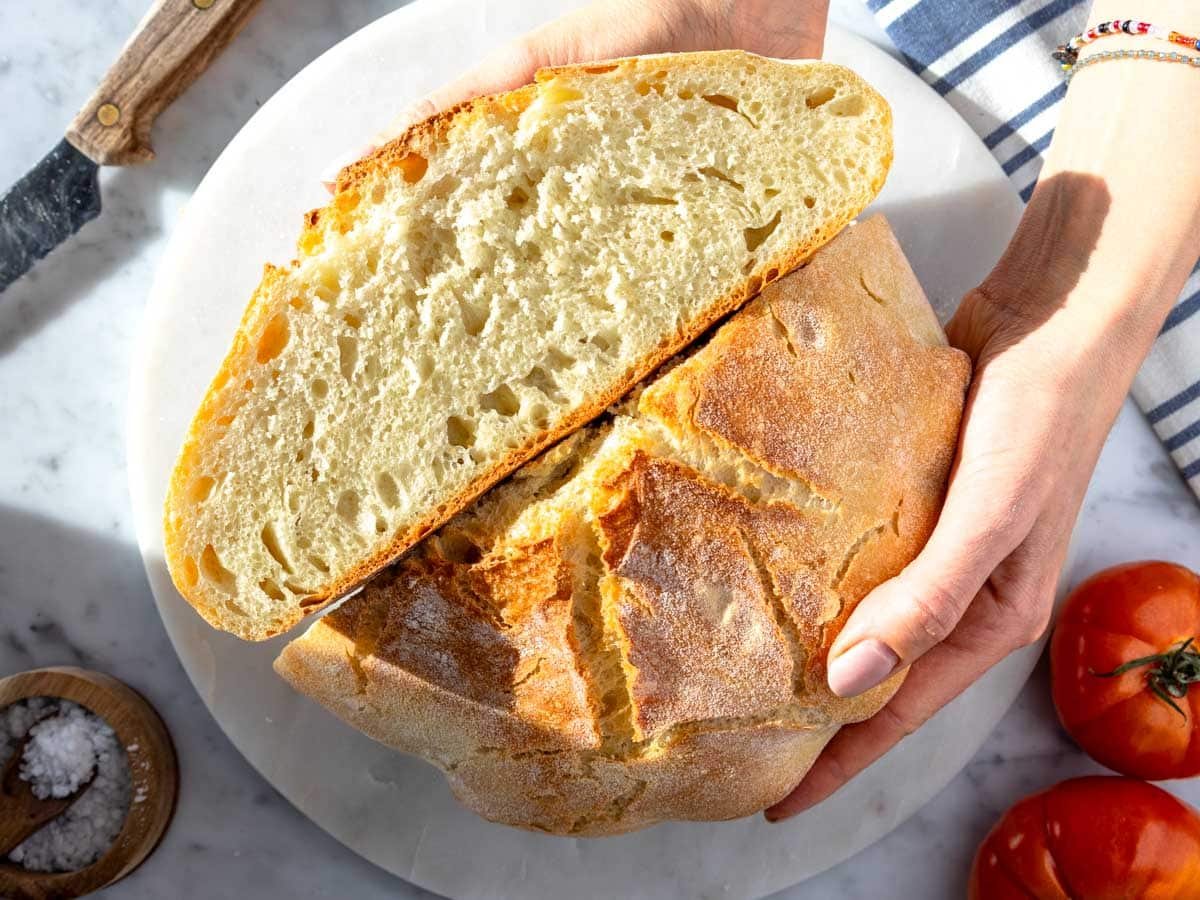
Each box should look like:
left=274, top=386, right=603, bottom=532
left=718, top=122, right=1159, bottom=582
left=126, top=2, right=1077, bottom=897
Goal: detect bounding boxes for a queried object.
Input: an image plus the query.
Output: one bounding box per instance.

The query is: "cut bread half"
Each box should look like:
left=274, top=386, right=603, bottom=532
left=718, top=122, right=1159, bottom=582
left=165, top=50, right=893, bottom=640
left=274, top=217, right=971, bottom=834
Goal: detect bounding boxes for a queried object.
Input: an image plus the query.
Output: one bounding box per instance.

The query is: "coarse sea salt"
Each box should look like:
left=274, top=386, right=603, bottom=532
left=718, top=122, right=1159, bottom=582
left=0, top=697, right=132, bottom=873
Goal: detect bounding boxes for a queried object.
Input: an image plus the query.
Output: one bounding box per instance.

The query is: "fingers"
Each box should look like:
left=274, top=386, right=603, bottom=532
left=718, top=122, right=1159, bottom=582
left=769, top=508, right=1073, bottom=822
left=825, top=468, right=1032, bottom=698
left=323, top=0, right=718, bottom=191
left=766, top=582, right=1018, bottom=821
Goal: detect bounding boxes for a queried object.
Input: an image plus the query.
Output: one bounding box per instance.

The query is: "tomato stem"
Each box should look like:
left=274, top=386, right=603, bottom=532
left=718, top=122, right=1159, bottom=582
left=1091, top=637, right=1200, bottom=719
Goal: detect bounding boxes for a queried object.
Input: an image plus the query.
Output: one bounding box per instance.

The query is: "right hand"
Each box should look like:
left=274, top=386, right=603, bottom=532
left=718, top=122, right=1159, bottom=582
left=322, top=0, right=831, bottom=189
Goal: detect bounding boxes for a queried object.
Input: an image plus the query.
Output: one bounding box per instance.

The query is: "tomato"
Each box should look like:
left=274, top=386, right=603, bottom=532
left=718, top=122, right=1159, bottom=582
left=1050, top=560, right=1200, bottom=780
left=968, top=776, right=1200, bottom=899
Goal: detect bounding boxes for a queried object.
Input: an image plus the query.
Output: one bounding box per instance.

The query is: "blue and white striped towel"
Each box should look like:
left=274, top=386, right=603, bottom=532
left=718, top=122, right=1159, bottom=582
left=869, top=0, right=1200, bottom=500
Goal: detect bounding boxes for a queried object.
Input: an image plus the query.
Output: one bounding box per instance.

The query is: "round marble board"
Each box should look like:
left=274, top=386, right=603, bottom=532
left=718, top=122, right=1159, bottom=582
left=127, top=2, right=1080, bottom=897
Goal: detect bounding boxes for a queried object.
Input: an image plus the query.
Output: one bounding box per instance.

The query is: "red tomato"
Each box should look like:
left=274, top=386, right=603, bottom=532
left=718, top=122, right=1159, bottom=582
left=968, top=777, right=1200, bottom=899
left=1050, top=560, right=1200, bottom=780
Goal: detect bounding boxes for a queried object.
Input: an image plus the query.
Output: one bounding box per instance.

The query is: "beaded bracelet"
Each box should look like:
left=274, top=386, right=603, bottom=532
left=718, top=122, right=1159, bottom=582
left=1065, top=48, right=1200, bottom=82
left=1053, top=20, right=1200, bottom=68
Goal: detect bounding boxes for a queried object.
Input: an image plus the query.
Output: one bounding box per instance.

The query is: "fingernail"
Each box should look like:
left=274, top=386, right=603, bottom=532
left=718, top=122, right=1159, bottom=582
left=319, top=146, right=373, bottom=191
left=827, top=639, right=899, bottom=698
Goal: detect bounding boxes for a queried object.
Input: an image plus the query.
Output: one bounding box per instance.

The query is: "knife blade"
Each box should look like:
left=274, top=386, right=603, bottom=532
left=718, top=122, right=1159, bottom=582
left=0, top=140, right=101, bottom=293
left=0, top=0, right=262, bottom=294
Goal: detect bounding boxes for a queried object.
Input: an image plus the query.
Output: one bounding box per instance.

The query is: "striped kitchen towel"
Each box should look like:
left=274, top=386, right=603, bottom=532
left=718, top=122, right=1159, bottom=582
left=869, top=0, right=1200, bottom=500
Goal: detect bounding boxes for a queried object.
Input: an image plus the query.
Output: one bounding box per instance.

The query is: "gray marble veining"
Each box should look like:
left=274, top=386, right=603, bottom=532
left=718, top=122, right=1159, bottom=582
left=1, top=2, right=1197, bottom=898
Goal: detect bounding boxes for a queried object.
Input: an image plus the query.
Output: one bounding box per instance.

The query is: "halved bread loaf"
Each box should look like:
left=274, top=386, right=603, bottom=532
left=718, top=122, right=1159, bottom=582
left=164, top=51, right=892, bottom=640
left=275, top=217, right=971, bottom=835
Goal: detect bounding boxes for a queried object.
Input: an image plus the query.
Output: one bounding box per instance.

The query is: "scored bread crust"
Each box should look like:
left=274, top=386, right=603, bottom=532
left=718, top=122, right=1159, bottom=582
left=275, top=217, right=970, bottom=835
left=164, top=51, right=894, bottom=641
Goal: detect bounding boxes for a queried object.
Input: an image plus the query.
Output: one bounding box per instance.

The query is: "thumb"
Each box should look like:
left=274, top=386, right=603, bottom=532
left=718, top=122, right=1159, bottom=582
left=825, top=476, right=1031, bottom=698
left=319, top=38, right=542, bottom=191
left=322, top=0, right=728, bottom=190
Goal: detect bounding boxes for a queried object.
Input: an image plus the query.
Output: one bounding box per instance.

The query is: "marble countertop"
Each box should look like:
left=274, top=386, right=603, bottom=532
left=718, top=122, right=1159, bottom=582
left=1, top=2, right=1197, bottom=898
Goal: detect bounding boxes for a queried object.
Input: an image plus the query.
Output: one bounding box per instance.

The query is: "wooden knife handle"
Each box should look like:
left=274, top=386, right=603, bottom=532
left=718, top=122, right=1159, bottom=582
left=66, top=0, right=263, bottom=166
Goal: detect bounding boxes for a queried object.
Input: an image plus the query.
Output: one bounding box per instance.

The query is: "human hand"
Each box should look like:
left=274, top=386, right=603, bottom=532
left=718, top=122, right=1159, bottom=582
left=765, top=174, right=1167, bottom=821
left=321, top=0, right=831, bottom=189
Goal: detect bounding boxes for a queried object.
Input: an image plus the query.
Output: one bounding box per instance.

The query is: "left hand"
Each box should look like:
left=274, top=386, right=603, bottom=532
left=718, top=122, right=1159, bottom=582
left=766, top=175, right=1159, bottom=820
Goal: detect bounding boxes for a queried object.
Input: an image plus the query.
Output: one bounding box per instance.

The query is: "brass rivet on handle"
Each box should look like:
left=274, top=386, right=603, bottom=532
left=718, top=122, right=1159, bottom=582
left=193, top=0, right=215, bottom=8
left=96, top=103, right=120, bottom=127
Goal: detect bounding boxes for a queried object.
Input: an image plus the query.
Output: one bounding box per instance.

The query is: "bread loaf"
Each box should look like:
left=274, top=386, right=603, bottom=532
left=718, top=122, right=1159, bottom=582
left=275, top=217, right=971, bottom=835
left=163, top=51, right=892, bottom=640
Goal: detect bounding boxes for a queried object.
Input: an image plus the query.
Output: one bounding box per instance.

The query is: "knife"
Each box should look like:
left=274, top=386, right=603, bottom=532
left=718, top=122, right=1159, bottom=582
left=0, top=0, right=263, bottom=293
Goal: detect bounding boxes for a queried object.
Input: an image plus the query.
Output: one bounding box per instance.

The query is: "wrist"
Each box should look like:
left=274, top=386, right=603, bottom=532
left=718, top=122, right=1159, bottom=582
left=983, top=172, right=1188, bottom=346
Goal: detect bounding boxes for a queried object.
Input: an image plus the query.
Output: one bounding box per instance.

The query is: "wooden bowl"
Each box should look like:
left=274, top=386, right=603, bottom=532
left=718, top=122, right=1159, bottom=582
left=0, top=667, right=178, bottom=899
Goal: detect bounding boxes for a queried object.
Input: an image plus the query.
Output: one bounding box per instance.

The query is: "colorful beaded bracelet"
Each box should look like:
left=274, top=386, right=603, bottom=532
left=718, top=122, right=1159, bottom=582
left=1053, top=20, right=1200, bottom=68
left=1065, top=48, right=1200, bottom=82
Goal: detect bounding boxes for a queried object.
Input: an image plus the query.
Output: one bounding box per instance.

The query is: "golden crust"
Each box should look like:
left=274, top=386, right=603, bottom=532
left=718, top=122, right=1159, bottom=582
left=164, top=52, right=893, bottom=641
left=275, top=216, right=969, bottom=834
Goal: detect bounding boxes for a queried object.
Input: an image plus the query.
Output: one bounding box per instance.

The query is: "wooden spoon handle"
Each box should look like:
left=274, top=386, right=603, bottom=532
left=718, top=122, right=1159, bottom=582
left=66, top=0, right=263, bottom=166
left=0, top=735, right=87, bottom=856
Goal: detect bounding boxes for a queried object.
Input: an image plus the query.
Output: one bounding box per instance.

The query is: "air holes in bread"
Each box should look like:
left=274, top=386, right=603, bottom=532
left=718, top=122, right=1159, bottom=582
left=307, top=554, right=330, bottom=574
left=660, top=230, right=674, bottom=243
left=459, top=299, right=490, bottom=336
left=804, top=196, right=816, bottom=209
left=288, top=296, right=307, bottom=311
left=481, top=384, right=521, bottom=417
left=343, top=312, right=362, bottom=329
left=181, top=556, right=199, bottom=588
left=363, top=245, right=380, bottom=276
left=261, top=522, right=294, bottom=573
left=366, top=356, right=384, bottom=386
left=336, top=490, right=361, bottom=527
left=256, top=314, right=290, bottom=364
left=744, top=210, right=782, bottom=252
left=541, top=80, right=584, bottom=105
left=584, top=64, right=618, bottom=75
left=314, top=266, right=340, bottom=303
left=397, top=153, right=428, bottom=184
left=591, top=329, right=619, bottom=353
left=338, top=335, right=359, bottom=380
left=375, top=516, right=388, bottom=535
left=829, top=94, right=866, bottom=117
left=702, top=94, right=757, bottom=127
left=376, top=471, right=401, bottom=508
left=698, top=167, right=744, bottom=191
left=806, top=86, right=836, bottom=108
left=200, top=544, right=236, bottom=594
left=544, top=348, right=575, bottom=371
left=506, top=186, right=529, bottom=209
left=447, top=415, right=477, bottom=448
left=189, top=476, right=215, bottom=505
left=523, top=366, right=563, bottom=401
left=259, top=579, right=287, bottom=602
left=628, top=189, right=677, bottom=206
left=311, top=378, right=328, bottom=399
